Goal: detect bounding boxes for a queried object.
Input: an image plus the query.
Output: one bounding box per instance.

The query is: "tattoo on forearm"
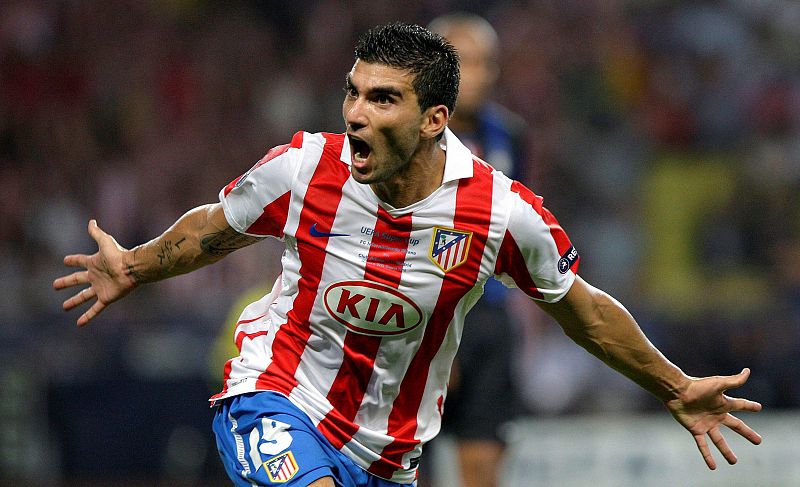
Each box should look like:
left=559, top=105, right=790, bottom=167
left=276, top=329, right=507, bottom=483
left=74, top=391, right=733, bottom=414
left=127, top=264, right=140, bottom=283
left=201, top=227, right=261, bottom=256
left=126, top=247, right=146, bottom=284
left=154, top=237, right=188, bottom=265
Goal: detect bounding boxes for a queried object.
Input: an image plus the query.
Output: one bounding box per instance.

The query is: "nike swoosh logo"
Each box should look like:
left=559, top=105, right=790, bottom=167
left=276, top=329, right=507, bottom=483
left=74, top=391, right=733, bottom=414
left=309, top=223, right=350, bottom=238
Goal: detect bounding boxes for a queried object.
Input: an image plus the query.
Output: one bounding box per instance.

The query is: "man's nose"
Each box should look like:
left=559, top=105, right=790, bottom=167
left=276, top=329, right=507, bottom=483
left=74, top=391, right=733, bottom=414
left=345, top=98, right=367, bottom=131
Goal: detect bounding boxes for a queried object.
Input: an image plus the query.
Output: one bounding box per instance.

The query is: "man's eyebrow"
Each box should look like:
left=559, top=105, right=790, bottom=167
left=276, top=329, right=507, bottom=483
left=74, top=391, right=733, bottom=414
left=344, top=74, right=403, bottom=98
left=371, top=86, right=403, bottom=98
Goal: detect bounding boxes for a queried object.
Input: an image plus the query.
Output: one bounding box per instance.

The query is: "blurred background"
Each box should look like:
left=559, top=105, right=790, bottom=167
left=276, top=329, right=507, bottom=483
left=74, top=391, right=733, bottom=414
left=1, top=0, right=798, bottom=485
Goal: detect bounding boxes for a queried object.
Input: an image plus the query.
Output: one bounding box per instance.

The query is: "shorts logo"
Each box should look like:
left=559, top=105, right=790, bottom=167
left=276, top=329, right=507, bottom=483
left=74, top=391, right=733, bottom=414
left=264, top=451, right=299, bottom=483
left=250, top=417, right=293, bottom=474
left=429, top=227, right=472, bottom=272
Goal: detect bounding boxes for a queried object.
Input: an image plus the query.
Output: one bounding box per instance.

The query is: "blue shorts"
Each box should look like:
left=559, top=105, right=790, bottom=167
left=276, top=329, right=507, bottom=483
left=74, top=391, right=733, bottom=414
left=212, top=391, right=416, bottom=487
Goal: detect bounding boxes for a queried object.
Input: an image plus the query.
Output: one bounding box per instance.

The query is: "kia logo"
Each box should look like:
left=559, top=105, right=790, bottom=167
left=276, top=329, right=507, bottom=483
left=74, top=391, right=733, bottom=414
left=323, top=280, right=423, bottom=336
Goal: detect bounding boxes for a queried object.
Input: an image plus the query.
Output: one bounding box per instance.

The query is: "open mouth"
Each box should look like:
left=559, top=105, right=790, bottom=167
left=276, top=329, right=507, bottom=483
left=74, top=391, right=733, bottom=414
left=349, top=136, right=372, bottom=164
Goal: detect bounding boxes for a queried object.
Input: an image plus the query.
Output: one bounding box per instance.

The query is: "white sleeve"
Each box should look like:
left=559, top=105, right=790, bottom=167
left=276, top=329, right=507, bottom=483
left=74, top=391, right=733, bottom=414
left=219, top=132, right=304, bottom=237
left=494, top=182, right=579, bottom=303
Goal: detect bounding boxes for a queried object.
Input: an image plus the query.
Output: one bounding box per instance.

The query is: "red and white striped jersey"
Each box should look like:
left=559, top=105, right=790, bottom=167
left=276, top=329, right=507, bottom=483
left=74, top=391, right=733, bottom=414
left=211, top=128, right=579, bottom=482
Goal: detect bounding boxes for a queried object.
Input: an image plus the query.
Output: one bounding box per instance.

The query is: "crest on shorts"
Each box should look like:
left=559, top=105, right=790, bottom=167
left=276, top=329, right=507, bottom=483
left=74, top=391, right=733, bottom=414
left=264, top=450, right=299, bottom=483
left=429, top=227, right=472, bottom=272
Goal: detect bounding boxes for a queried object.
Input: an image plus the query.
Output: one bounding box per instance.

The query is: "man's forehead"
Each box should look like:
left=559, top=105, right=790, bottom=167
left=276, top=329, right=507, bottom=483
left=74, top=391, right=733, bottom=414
left=348, top=60, right=415, bottom=90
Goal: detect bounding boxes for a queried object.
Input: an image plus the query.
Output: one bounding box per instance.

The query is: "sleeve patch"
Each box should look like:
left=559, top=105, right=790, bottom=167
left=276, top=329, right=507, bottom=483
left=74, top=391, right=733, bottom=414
left=557, top=245, right=579, bottom=274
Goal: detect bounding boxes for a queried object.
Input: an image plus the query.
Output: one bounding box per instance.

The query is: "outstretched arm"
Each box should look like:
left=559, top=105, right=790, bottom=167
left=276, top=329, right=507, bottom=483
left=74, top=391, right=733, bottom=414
left=536, top=276, right=762, bottom=469
left=54, top=203, right=262, bottom=326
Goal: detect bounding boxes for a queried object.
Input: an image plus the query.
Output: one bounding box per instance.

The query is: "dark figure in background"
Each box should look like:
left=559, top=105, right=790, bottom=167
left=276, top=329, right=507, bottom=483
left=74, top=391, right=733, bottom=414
left=428, top=13, right=528, bottom=487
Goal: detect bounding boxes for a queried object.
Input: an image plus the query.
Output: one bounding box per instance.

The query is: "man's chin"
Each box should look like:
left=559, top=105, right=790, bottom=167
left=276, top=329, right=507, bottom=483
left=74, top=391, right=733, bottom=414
left=350, top=167, right=374, bottom=184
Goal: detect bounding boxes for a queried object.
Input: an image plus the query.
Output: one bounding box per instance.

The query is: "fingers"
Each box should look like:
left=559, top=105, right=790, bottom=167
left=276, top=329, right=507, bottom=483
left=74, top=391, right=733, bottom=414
left=88, top=219, right=107, bottom=249
left=62, top=253, right=90, bottom=269
left=723, top=413, right=762, bottom=445
left=693, top=433, right=717, bottom=470
left=694, top=414, right=763, bottom=470
left=53, top=270, right=89, bottom=290
left=708, top=427, right=737, bottom=465
left=60, top=220, right=105, bottom=269
left=726, top=395, right=762, bottom=413
left=88, top=219, right=103, bottom=240
left=57, top=219, right=110, bottom=327
left=77, top=299, right=106, bottom=327
left=694, top=429, right=734, bottom=470
left=718, top=368, right=751, bottom=392
left=62, top=286, right=96, bottom=311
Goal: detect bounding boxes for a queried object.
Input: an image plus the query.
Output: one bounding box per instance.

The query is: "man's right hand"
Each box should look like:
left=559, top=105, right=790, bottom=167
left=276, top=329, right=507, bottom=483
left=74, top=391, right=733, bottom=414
left=53, top=219, right=137, bottom=326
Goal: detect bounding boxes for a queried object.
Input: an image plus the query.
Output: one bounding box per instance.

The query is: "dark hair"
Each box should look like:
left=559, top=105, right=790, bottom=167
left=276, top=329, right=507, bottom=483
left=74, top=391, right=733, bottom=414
left=354, top=22, right=460, bottom=115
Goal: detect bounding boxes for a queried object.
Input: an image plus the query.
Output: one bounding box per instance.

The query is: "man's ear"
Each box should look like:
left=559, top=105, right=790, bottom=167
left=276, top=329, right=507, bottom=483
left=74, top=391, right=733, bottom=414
left=420, top=105, right=449, bottom=140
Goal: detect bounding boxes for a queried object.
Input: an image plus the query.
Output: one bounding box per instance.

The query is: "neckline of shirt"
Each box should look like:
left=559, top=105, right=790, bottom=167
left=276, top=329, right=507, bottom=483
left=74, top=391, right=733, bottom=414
left=339, top=128, right=474, bottom=216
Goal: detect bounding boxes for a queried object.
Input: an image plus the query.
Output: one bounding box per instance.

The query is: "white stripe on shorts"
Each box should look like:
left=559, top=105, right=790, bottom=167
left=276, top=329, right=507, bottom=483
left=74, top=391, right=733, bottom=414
left=228, top=411, right=258, bottom=487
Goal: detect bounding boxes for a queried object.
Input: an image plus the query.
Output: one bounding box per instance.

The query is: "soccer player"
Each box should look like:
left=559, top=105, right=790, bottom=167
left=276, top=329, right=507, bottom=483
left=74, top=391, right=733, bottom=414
left=426, top=13, right=528, bottom=487
left=55, top=22, right=761, bottom=487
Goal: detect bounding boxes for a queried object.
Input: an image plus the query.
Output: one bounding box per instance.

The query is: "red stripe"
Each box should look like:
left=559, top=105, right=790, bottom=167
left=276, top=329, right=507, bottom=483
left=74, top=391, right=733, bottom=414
left=255, top=133, right=349, bottom=395
left=443, top=245, right=453, bottom=268
left=369, top=162, right=494, bottom=477
left=318, top=207, right=413, bottom=449
left=223, top=176, right=243, bottom=197
left=510, top=181, right=573, bottom=256
left=289, top=131, right=304, bottom=149
left=236, top=312, right=268, bottom=326
left=495, top=230, right=545, bottom=299
left=222, top=132, right=304, bottom=197
left=223, top=143, right=291, bottom=197
left=235, top=330, right=269, bottom=351
left=455, top=239, right=465, bottom=266
left=213, top=311, right=273, bottom=400
left=247, top=190, right=291, bottom=237
left=211, top=358, right=236, bottom=400
left=232, top=312, right=270, bottom=350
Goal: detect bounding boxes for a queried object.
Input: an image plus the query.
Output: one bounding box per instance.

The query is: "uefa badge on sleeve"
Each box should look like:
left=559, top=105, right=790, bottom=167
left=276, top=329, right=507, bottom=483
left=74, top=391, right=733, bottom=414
left=264, top=451, right=299, bottom=483
left=429, top=227, right=472, bottom=272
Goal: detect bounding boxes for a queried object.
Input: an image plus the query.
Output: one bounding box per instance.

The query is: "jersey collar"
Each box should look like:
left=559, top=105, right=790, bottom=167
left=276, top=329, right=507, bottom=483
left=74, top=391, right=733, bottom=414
left=340, top=127, right=474, bottom=183
left=440, top=127, right=474, bottom=183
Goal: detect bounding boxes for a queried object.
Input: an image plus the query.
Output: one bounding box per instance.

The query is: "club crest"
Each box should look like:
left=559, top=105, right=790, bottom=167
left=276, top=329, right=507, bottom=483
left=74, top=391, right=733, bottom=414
left=264, top=451, right=299, bottom=483
left=429, top=227, right=472, bottom=272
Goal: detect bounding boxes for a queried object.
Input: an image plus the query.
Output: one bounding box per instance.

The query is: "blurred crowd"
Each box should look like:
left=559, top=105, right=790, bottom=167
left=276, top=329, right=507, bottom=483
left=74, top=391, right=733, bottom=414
left=1, top=0, right=799, bottom=483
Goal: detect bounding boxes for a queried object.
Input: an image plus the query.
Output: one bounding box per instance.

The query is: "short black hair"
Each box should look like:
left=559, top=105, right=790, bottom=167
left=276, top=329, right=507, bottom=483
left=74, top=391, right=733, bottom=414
left=354, top=22, right=460, bottom=115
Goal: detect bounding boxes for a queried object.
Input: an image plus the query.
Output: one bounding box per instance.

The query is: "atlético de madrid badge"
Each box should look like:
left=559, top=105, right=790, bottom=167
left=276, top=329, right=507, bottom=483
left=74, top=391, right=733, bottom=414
left=429, top=227, right=472, bottom=272
left=264, top=450, right=299, bottom=483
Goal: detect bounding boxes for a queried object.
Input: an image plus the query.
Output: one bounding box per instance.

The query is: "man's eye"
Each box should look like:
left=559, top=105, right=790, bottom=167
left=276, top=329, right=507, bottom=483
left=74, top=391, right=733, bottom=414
left=344, top=87, right=357, bottom=97
left=375, top=95, right=391, bottom=104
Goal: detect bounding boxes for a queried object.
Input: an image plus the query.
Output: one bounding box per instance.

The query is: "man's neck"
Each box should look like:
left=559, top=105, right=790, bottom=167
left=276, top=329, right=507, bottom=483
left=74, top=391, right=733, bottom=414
left=371, top=142, right=446, bottom=209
